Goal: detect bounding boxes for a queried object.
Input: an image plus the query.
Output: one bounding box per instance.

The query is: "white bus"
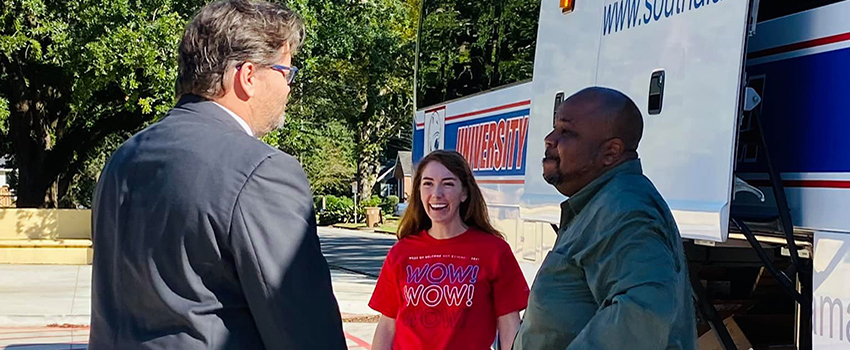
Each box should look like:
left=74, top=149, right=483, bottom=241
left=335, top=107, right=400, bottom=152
left=411, top=0, right=850, bottom=348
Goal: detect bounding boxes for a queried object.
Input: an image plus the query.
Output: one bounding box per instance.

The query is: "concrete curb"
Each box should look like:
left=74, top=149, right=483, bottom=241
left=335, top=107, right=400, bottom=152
left=325, top=224, right=397, bottom=236
left=319, top=226, right=397, bottom=239
left=0, top=315, right=91, bottom=327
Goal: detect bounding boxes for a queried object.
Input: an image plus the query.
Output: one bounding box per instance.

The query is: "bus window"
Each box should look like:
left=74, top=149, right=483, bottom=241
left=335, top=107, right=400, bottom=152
left=757, top=0, right=845, bottom=22
left=415, top=0, right=540, bottom=110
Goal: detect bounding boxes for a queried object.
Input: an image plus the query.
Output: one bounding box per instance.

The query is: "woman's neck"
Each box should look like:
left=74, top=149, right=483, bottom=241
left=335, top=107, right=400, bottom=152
left=428, top=219, right=469, bottom=240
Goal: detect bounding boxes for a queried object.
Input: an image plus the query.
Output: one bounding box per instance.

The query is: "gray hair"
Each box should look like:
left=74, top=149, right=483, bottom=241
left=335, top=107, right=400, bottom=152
left=175, top=0, right=305, bottom=98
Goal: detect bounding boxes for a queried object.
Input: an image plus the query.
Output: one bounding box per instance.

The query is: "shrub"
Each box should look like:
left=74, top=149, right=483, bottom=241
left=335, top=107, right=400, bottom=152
left=316, top=195, right=354, bottom=225
left=381, top=195, right=399, bottom=216
left=362, top=195, right=382, bottom=207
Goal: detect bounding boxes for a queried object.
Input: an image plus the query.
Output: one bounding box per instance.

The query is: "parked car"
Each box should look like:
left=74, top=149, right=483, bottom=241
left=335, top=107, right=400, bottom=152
left=394, top=202, right=408, bottom=217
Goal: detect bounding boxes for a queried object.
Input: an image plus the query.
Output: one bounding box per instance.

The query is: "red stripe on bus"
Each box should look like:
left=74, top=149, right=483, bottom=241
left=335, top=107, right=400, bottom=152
left=416, top=100, right=529, bottom=128
left=748, top=179, right=850, bottom=189
left=476, top=179, right=525, bottom=185
left=749, top=31, right=850, bottom=59
left=446, top=100, right=531, bottom=121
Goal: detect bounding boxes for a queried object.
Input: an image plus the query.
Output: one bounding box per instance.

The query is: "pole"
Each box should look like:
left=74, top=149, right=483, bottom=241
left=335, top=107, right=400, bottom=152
left=352, top=181, right=358, bottom=223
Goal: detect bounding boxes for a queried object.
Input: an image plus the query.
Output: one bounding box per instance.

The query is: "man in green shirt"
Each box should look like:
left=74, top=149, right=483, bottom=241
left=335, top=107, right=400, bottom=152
left=513, top=87, right=696, bottom=350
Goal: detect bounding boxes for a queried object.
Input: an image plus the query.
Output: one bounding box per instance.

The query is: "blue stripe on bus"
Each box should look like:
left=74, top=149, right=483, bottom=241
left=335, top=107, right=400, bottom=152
left=741, top=46, right=850, bottom=173
left=413, top=128, right=424, bottom=165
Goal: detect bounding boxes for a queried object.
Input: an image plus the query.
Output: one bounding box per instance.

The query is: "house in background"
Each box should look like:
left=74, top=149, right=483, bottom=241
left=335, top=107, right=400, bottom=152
left=0, top=157, right=14, bottom=207
left=377, top=161, right=398, bottom=198
left=377, top=151, right=414, bottom=202
left=0, top=157, right=10, bottom=187
left=394, top=151, right=413, bottom=202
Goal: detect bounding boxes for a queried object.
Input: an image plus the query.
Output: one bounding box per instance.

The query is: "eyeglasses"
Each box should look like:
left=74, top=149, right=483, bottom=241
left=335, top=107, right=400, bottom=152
left=270, top=64, right=299, bottom=85
left=235, top=63, right=299, bottom=85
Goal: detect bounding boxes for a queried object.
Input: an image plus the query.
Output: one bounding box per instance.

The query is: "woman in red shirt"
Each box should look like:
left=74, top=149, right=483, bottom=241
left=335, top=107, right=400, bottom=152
left=370, top=150, right=529, bottom=350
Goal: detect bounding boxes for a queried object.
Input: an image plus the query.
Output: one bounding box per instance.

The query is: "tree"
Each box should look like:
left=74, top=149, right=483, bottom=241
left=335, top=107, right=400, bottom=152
left=266, top=118, right=357, bottom=196
left=416, top=0, right=539, bottom=108
left=0, top=0, right=205, bottom=207
left=285, top=0, right=417, bottom=199
left=2, top=0, right=418, bottom=207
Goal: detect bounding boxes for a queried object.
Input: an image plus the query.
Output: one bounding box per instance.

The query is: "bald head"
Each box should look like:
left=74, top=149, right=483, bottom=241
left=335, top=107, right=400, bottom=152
left=543, top=87, right=644, bottom=196
left=560, top=87, right=643, bottom=152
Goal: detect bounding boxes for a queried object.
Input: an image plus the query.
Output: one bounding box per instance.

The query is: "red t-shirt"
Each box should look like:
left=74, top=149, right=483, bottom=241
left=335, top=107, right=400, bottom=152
left=369, top=228, right=529, bottom=350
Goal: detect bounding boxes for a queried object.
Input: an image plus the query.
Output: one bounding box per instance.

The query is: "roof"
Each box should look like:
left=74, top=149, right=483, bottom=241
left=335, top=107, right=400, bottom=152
left=396, top=151, right=413, bottom=177
left=376, top=161, right=396, bottom=183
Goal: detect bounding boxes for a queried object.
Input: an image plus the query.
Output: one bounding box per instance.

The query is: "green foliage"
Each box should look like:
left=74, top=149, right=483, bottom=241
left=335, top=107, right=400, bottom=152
left=381, top=195, right=399, bottom=216
left=0, top=97, right=8, bottom=134
left=61, top=133, right=127, bottom=208
left=316, top=195, right=355, bottom=226
left=1, top=0, right=417, bottom=207
left=274, top=0, right=417, bottom=199
left=267, top=119, right=356, bottom=196
left=0, top=0, right=201, bottom=207
left=0, top=97, right=9, bottom=157
left=361, top=195, right=383, bottom=208
left=416, top=0, right=539, bottom=107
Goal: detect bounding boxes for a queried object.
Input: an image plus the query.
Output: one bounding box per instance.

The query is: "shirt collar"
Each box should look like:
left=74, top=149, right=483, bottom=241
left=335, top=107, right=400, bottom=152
left=559, top=159, right=643, bottom=229
left=212, top=102, right=254, bottom=137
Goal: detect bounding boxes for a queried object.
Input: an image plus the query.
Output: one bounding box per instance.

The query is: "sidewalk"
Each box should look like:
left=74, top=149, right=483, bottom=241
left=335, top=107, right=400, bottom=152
left=0, top=265, right=90, bottom=328
left=0, top=264, right=378, bottom=349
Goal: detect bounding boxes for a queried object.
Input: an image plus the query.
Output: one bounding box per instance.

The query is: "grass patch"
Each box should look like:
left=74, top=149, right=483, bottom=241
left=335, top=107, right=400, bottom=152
left=376, top=220, right=399, bottom=234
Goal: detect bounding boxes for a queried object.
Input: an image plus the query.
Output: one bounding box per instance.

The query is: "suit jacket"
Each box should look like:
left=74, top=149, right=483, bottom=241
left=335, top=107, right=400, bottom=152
left=89, top=95, right=346, bottom=349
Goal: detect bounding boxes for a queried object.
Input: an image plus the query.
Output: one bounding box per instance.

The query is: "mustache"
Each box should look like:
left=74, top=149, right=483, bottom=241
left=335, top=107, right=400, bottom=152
left=543, top=149, right=559, bottom=161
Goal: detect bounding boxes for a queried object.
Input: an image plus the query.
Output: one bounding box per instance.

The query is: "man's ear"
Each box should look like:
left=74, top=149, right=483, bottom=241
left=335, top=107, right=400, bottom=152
left=601, top=138, right=626, bottom=166
left=234, top=62, right=259, bottom=99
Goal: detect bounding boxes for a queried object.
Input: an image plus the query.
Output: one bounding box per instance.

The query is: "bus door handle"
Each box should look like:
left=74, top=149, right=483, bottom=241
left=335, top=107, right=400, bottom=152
left=649, top=70, right=665, bottom=115
left=553, top=91, right=565, bottom=127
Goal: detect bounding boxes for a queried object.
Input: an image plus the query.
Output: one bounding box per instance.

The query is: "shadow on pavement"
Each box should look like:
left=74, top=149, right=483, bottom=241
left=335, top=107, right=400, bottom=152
left=319, top=234, right=395, bottom=278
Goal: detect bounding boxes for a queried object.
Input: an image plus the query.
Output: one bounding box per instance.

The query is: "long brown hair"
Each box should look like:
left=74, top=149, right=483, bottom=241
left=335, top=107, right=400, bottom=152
left=396, top=150, right=503, bottom=240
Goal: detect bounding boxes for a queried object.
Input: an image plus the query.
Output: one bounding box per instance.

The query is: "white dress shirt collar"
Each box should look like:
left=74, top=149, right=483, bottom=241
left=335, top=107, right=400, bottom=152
left=212, top=102, right=254, bottom=137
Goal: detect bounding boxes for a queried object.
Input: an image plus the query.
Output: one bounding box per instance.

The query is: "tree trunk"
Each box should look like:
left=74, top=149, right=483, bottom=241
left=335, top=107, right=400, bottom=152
left=11, top=144, right=61, bottom=208
left=355, top=75, right=386, bottom=202
left=357, top=153, right=381, bottom=200
left=14, top=165, right=55, bottom=208
left=356, top=121, right=382, bottom=201
left=3, top=55, right=61, bottom=208
left=8, top=97, right=57, bottom=208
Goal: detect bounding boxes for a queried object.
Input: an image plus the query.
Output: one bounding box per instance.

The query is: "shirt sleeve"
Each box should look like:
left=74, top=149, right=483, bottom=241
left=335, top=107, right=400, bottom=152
left=492, top=240, right=530, bottom=316
left=567, top=214, right=683, bottom=350
left=369, top=247, right=401, bottom=318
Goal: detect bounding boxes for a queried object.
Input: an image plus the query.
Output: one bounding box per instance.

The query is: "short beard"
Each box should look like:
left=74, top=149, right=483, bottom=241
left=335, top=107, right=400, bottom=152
left=269, top=111, right=286, bottom=131
left=543, top=164, right=563, bottom=186
left=544, top=159, right=599, bottom=194
left=255, top=108, right=287, bottom=137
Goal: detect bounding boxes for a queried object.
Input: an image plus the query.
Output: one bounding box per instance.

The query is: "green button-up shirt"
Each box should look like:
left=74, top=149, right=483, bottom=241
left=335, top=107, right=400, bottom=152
left=513, top=159, right=696, bottom=350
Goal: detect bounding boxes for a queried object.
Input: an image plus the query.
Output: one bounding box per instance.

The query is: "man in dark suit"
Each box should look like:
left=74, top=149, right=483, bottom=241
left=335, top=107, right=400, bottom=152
left=88, top=1, right=346, bottom=349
